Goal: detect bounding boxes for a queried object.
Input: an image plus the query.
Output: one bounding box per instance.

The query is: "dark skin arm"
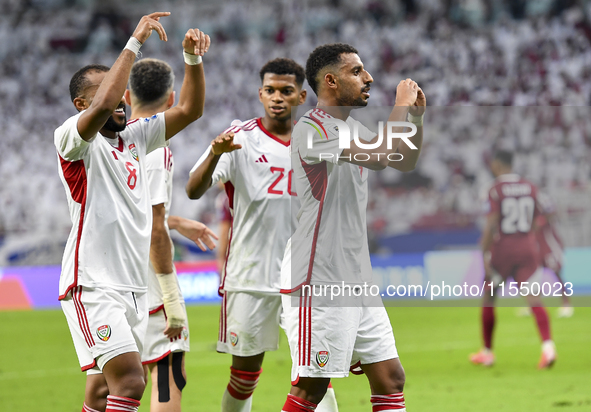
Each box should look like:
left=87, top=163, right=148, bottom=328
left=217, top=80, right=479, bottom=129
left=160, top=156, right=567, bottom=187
left=76, top=12, right=170, bottom=141
left=163, top=28, right=210, bottom=140
left=186, top=132, right=242, bottom=199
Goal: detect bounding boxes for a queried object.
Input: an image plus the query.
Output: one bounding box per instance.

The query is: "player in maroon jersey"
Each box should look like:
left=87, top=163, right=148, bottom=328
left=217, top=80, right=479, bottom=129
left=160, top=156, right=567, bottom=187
left=470, top=150, right=557, bottom=369
left=535, top=192, right=573, bottom=317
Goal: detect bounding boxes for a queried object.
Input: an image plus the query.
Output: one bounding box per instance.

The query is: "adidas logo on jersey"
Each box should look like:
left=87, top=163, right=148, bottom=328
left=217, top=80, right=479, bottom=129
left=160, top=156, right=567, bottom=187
left=255, top=155, right=269, bottom=163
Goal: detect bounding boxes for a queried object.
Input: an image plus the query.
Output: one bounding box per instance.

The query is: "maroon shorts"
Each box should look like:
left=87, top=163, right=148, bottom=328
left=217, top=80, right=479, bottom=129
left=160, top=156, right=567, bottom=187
left=490, top=236, right=540, bottom=283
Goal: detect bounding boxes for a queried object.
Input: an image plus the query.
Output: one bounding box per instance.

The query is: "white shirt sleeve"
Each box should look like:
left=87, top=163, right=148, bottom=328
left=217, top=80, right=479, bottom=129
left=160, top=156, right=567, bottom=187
left=145, top=148, right=168, bottom=206
left=142, top=113, right=167, bottom=155
left=298, top=121, right=343, bottom=165
left=190, top=143, right=235, bottom=184
left=54, top=111, right=92, bottom=161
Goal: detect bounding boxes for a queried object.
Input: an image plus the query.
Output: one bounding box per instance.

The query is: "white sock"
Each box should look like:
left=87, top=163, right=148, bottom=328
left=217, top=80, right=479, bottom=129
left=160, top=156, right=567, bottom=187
left=221, top=387, right=253, bottom=412
left=316, top=386, right=339, bottom=412
left=542, top=340, right=556, bottom=355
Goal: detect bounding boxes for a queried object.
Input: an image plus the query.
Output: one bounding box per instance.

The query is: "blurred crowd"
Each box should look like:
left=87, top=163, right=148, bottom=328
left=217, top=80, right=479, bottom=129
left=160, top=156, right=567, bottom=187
left=1, top=0, right=591, bottom=263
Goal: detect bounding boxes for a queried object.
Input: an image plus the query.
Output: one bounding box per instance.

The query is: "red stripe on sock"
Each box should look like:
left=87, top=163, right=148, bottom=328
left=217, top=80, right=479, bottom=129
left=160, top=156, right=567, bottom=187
left=371, top=393, right=406, bottom=411
left=227, top=367, right=262, bottom=400
left=106, top=395, right=140, bottom=412
left=282, top=394, right=317, bottom=412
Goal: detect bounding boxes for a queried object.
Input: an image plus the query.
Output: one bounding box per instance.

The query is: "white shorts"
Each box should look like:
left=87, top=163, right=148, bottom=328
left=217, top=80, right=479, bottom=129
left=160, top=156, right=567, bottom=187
left=61, top=286, right=147, bottom=372
left=217, top=291, right=282, bottom=357
left=141, top=304, right=190, bottom=364
left=281, top=292, right=398, bottom=383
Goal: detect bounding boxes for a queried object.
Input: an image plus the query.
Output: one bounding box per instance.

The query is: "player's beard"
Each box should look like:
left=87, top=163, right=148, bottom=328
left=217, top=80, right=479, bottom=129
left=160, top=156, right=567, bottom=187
left=339, top=85, right=369, bottom=107
left=103, top=114, right=127, bottom=132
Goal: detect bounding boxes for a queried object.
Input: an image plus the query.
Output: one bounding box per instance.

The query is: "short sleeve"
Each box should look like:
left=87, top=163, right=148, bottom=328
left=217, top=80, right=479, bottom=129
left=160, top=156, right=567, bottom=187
left=54, top=112, right=92, bottom=161
left=190, top=145, right=234, bottom=184
left=143, top=113, right=167, bottom=155
left=145, top=148, right=168, bottom=206
left=297, top=120, right=343, bottom=165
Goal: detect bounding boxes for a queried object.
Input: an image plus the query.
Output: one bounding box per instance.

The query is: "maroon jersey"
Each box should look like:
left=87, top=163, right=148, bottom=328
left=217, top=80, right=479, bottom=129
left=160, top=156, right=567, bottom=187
left=535, top=192, right=564, bottom=273
left=485, top=174, right=541, bottom=282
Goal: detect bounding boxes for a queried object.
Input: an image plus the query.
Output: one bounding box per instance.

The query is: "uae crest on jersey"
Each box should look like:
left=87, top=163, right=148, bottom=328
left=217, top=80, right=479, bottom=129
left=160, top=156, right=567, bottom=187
left=128, top=144, right=139, bottom=162
left=96, top=325, right=111, bottom=342
left=316, top=351, right=329, bottom=367
left=229, top=332, right=239, bottom=346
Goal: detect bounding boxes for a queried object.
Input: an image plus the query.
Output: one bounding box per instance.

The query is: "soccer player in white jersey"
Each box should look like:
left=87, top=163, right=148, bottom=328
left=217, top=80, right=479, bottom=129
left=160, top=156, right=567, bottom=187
left=126, top=58, right=216, bottom=411
left=186, top=59, right=338, bottom=412
left=54, top=14, right=210, bottom=412
left=279, top=43, right=426, bottom=412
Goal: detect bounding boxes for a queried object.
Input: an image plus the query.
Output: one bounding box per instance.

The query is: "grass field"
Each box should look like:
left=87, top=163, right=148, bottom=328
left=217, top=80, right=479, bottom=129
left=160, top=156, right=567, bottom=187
left=1, top=305, right=590, bottom=411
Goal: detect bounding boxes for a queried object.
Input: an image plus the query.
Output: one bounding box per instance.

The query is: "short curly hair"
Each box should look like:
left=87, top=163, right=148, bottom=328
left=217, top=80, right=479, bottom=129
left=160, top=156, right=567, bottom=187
left=129, top=58, right=175, bottom=106
left=259, top=58, right=305, bottom=87
left=305, top=43, right=359, bottom=95
left=69, top=64, right=110, bottom=102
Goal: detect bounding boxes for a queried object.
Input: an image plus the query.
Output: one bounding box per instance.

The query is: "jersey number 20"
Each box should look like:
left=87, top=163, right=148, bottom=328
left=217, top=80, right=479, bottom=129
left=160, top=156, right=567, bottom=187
left=501, top=196, right=534, bottom=234
left=268, top=167, right=296, bottom=196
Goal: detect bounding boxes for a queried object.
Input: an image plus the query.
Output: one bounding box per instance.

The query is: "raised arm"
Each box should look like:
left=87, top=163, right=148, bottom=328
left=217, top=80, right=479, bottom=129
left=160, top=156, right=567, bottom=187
left=388, top=87, right=426, bottom=172
left=340, top=79, right=419, bottom=170
left=77, top=12, right=170, bottom=141
left=164, top=28, right=211, bottom=140
left=186, top=132, right=241, bottom=199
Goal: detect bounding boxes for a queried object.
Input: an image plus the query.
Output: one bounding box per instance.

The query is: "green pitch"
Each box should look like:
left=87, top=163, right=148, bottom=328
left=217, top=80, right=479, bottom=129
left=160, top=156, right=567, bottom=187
left=1, top=305, right=590, bottom=411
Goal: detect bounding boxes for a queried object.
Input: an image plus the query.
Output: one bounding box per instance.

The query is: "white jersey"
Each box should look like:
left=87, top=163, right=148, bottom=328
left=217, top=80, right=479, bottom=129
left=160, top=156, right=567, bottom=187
left=281, top=108, right=376, bottom=293
left=55, top=111, right=166, bottom=299
left=145, top=146, right=182, bottom=311
left=191, top=118, right=296, bottom=294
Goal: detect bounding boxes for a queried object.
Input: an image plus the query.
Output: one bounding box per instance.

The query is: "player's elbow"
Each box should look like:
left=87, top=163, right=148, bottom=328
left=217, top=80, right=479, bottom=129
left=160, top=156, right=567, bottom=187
left=185, top=182, right=203, bottom=199
left=181, top=103, right=204, bottom=124
left=366, top=157, right=389, bottom=171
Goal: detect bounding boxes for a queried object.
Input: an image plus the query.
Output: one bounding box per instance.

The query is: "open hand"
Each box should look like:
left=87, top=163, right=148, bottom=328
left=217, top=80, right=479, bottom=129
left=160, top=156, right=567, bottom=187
left=211, top=132, right=242, bottom=155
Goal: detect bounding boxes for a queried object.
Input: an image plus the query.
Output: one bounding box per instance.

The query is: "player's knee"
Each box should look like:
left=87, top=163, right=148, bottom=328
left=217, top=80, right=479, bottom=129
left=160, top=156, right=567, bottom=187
left=115, top=372, right=146, bottom=400
left=389, top=363, right=406, bottom=392
left=231, top=353, right=265, bottom=372
left=126, top=376, right=146, bottom=400
left=292, top=377, right=330, bottom=405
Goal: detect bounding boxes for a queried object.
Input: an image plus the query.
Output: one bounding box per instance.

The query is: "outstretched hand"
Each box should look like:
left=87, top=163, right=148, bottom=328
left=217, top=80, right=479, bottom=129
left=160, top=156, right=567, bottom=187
left=211, top=132, right=242, bottom=155
left=174, top=218, right=218, bottom=251
left=132, top=12, right=170, bottom=44
left=183, top=28, right=211, bottom=56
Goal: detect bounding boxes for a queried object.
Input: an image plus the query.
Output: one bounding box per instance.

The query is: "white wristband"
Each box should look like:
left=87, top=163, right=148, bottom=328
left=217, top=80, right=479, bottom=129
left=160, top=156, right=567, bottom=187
left=124, top=37, right=142, bottom=56
left=156, top=272, right=187, bottom=328
left=407, top=112, right=424, bottom=127
left=183, top=51, right=202, bottom=65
